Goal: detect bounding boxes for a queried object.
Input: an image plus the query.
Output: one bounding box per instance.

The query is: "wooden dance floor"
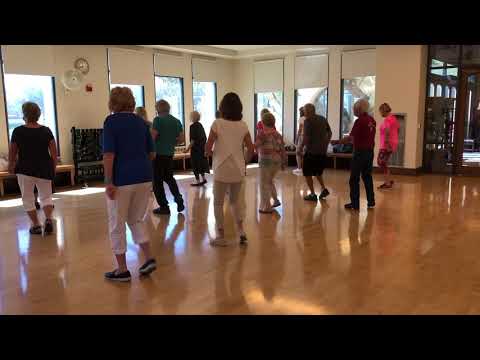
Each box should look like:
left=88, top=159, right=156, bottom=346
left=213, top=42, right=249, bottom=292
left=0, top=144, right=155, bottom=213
left=0, top=167, right=479, bottom=314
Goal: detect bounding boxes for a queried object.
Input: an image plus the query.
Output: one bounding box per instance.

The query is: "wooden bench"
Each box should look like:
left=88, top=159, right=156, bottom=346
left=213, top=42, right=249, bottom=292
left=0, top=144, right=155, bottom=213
left=286, top=151, right=353, bottom=169
left=0, top=164, right=75, bottom=197
left=173, top=153, right=190, bottom=170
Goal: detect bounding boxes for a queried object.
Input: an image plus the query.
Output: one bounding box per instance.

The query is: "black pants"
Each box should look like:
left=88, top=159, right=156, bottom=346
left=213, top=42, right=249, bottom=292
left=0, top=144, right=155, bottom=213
left=153, top=155, right=183, bottom=208
left=349, top=150, right=375, bottom=208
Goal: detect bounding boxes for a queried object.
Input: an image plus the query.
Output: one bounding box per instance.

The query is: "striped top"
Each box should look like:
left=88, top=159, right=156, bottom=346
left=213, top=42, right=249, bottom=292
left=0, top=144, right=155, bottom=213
left=255, top=128, right=286, bottom=166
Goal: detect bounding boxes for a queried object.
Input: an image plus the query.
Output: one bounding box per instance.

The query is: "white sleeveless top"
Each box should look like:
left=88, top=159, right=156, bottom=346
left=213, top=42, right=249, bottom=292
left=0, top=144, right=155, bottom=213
left=211, top=118, right=249, bottom=183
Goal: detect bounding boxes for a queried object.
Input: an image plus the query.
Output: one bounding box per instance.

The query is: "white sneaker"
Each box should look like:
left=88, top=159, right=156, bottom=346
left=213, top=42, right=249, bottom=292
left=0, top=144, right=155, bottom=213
left=210, top=238, right=229, bottom=247
left=293, top=168, right=302, bottom=175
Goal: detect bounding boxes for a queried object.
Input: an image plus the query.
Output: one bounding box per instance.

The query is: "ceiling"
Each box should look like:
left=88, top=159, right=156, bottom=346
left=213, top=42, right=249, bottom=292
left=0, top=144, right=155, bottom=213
left=142, top=45, right=375, bottom=59
left=209, top=45, right=277, bottom=51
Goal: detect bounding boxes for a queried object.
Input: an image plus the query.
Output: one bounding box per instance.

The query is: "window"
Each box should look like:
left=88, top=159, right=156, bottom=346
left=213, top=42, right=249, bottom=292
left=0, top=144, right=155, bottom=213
left=451, top=87, right=457, bottom=98
left=255, top=91, right=283, bottom=135
left=340, top=76, right=375, bottom=137
left=445, top=87, right=450, bottom=98
left=155, top=76, right=184, bottom=125
left=4, top=74, right=59, bottom=148
left=436, top=84, right=443, bottom=97
left=193, top=81, right=217, bottom=136
left=429, top=83, right=436, bottom=97
left=295, top=87, right=328, bottom=133
left=110, top=84, right=144, bottom=107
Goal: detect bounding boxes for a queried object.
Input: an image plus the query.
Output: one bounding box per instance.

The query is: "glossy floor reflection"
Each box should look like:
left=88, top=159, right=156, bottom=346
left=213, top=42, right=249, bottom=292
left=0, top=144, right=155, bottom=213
left=0, top=168, right=479, bottom=314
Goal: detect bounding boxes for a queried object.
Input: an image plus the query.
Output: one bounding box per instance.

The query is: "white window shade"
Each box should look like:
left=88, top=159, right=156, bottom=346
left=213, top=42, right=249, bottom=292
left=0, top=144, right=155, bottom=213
left=154, top=53, right=187, bottom=77
left=2, top=45, right=55, bottom=76
left=108, top=48, right=153, bottom=85
left=192, top=57, right=217, bottom=82
left=295, top=54, right=328, bottom=89
left=341, top=49, right=376, bottom=78
left=254, top=59, right=284, bottom=93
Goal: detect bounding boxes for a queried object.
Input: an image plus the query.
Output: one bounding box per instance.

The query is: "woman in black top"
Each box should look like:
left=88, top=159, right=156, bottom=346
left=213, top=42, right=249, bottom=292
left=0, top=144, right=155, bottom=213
left=184, top=111, right=209, bottom=186
left=8, top=102, right=57, bottom=235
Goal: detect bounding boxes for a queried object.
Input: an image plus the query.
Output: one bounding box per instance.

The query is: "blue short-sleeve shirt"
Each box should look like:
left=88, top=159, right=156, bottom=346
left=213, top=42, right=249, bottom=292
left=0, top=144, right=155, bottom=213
left=103, top=112, right=153, bottom=186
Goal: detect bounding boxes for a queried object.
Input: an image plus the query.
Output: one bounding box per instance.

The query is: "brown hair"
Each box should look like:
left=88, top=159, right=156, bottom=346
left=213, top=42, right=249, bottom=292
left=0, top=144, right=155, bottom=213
left=135, top=106, right=148, bottom=121
left=299, top=106, right=305, bottom=117
left=155, top=99, right=170, bottom=115
left=379, top=103, right=392, bottom=114
left=260, top=108, right=270, bottom=117
left=22, top=102, right=41, bottom=123
left=262, top=112, right=276, bottom=128
left=219, top=92, right=243, bottom=121
left=109, top=87, right=135, bottom=113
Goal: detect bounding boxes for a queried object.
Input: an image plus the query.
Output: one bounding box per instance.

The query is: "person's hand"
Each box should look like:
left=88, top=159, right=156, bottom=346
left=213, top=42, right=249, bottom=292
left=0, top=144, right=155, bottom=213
left=205, top=149, right=213, bottom=157
left=386, top=143, right=393, bottom=152
left=106, top=184, right=117, bottom=200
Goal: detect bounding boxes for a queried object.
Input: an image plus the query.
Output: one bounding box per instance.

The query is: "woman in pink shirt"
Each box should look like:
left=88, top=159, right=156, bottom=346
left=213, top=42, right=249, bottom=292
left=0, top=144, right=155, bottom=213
left=377, top=103, right=399, bottom=189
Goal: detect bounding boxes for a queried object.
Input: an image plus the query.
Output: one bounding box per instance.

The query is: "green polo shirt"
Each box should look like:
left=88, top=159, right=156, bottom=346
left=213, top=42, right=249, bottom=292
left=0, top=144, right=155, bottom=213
left=152, top=114, right=183, bottom=156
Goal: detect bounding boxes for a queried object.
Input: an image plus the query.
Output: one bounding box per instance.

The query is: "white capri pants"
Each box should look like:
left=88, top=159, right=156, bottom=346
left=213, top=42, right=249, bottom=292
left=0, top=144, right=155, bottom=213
left=213, top=180, right=245, bottom=229
left=106, top=182, right=151, bottom=255
left=17, top=174, right=53, bottom=212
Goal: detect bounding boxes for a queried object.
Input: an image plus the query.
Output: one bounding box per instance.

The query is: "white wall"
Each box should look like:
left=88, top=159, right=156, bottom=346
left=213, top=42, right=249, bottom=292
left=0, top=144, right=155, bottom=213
left=375, top=45, right=428, bottom=169
left=0, top=45, right=235, bottom=164
left=1, top=45, right=428, bottom=170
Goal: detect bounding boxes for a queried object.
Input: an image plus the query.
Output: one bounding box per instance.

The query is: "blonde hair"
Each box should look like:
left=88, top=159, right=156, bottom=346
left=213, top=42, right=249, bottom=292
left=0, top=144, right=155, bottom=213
left=353, top=98, right=370, bottom=116
left=260, top=108, right=270, bottom=117
left=155, top=100, right=170, bottom=115
left=379, top=103, right=392, bottom=114
left=109, top=87, right=135, bottom=113
left=190, top=111, right=201, bottom=122
left=262, top=112, right=276, bottom=128
left=135, top=106, right=148, bottom=121
left=22, top=102, right=41, bottom=123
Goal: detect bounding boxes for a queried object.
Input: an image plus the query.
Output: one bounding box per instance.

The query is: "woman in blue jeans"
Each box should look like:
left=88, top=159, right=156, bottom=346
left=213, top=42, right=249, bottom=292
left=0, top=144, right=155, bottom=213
left=332, top=98, right=376, bottom=210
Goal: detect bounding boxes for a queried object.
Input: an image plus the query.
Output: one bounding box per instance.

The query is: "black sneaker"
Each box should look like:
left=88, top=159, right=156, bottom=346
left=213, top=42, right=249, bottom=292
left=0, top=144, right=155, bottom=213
left=104, top=270, right=132, bottom=282
left=367, top=203, right=375, bottom=209
left=29, top=225, right=42, bottom=235
left=201, top=179, right=207, bottom=185
left=153, top=207, right=170, bottom=215
left=139, top=259, right=157, bottom=276
left=240, top=234, right=248, bottom=246
left=319, top=188, right=330, bottom=199
left=344, top=203, right=360, bottom=211
left=44, top=219, right=54, bottom=235
left=304, top=193, right=318, bottom=201
left=35, top=201, right=41, bottom=210
left=177, top=201, right=185, bottom=213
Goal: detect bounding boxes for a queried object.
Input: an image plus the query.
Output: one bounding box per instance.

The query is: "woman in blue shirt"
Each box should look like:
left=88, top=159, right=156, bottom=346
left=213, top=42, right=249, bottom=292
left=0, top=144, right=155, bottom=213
left=102, top=87, right=156, bottom=282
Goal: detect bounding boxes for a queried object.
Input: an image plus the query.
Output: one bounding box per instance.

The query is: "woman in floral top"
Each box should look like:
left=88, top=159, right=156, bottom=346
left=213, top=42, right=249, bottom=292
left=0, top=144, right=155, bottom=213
left=255, top=112, right=286, bottom=213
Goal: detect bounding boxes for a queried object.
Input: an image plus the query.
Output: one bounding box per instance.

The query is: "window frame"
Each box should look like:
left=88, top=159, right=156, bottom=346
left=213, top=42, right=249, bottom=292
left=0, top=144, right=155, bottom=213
left=294, top=87, right=329, bottom=143
left=254, top=90, right=284, bottom=139
left=154, top=75, right=186, bottom=128
left=3, top=72, right=61, bottom=155
left=109, top=83, right=146, bottom=108
left=192, top=80, right=217, bottom=135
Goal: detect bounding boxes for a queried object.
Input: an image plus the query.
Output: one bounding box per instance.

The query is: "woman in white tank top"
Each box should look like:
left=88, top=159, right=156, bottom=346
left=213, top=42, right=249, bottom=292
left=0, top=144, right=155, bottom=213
left=205, top=93, right=254, bottom=247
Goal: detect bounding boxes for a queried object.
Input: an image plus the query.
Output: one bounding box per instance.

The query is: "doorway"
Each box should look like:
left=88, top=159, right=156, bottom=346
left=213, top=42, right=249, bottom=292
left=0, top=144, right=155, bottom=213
left=454, top=67, right=480, bottom=175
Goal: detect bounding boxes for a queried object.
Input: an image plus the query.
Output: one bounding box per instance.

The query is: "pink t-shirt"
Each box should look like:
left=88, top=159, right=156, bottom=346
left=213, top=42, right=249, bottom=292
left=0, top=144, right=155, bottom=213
left=379, top=114, right=399, bottom=151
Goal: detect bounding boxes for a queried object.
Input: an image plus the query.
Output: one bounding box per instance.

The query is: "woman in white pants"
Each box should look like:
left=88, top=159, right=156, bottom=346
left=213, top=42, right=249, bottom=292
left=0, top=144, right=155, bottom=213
left=205, top=92, right=254, bottom=246
left=102, top=87, right=157, bottom=282
left=8, top=102, right=57, bottom=235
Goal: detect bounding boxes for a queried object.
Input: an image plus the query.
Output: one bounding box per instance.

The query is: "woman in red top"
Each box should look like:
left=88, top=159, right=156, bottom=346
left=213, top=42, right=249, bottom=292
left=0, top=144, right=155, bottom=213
left=332, top=98, right=376, bottom=210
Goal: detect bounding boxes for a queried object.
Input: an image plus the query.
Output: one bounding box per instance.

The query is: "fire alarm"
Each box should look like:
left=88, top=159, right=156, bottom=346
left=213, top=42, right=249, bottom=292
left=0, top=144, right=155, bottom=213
left=85, top=84, right=93, bottom=92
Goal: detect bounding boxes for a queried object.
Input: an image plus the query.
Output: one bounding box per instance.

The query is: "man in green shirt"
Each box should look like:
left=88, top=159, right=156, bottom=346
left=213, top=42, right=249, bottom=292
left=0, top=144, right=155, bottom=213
left=151, top=100, right=185, bottom=215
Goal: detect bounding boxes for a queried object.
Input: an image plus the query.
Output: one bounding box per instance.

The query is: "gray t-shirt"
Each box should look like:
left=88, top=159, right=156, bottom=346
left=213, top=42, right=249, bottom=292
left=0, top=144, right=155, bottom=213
left=304, top=115, right=332, bottom=155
